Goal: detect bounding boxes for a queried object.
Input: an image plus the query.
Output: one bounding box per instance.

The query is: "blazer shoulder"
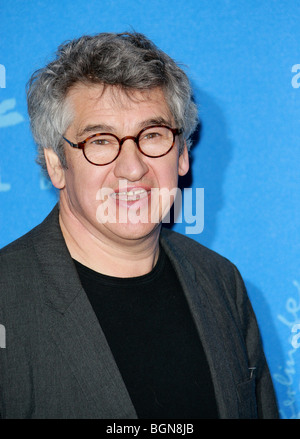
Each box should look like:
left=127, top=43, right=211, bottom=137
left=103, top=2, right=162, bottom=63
left=0, top=206, right=60, bottom=305
left=1, top=225, right=40, bottom=258
left=0, top=205, right=59, bottom=258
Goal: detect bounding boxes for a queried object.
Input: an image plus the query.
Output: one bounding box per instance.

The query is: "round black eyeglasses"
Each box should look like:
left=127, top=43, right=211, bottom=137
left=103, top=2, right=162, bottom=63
left=63, top=125, right=183, bottom=166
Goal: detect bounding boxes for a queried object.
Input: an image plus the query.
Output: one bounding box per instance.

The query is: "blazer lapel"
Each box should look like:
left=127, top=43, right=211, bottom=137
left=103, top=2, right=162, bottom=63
left=160, top=230, right=240, bottom=418
left=32, top=205, right=137, bottom=419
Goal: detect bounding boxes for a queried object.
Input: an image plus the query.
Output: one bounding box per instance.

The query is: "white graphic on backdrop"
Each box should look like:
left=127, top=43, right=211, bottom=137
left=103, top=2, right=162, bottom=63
left=0, top=98, right=24, bottom=128
left=292, top=64, right=300, bottom=88
left=274, top=280, right=300, bottom=419
left=0, top=98, right=24, bottom=192
left=292, top=323, right=300, bottom=349
left=0, top=64, right=5, bottom=88
left=0, top=173, right=11, bottom=192
left=40, top=172, right=52, bottom=190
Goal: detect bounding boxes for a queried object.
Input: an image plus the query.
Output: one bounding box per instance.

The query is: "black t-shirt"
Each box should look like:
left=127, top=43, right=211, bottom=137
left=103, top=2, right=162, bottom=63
left=73, top=246, right=219, bottom=419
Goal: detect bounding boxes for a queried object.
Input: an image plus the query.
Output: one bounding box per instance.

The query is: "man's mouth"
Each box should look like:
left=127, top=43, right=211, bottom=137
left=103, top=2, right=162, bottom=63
left=111, top=188, right=150, bottom=201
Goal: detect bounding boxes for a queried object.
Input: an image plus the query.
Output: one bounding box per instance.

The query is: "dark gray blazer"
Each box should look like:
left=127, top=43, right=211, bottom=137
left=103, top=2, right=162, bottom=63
left=0, top=205, right=278, bottom=419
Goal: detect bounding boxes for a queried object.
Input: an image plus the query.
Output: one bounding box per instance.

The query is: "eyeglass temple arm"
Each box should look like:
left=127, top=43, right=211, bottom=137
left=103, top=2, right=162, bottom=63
left=62, top=136, right=80, bottom=148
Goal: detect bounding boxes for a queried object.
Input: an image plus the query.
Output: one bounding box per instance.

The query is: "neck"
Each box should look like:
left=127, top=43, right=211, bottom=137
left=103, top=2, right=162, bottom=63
left=58, top=198, right=161, bottom=278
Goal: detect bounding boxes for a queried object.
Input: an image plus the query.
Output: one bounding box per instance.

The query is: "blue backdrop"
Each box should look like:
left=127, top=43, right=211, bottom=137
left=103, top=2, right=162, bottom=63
left=1, top=0, right=299, bottom=418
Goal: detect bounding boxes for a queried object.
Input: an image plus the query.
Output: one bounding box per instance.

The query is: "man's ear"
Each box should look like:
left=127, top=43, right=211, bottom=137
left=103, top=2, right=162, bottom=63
left=44, top=148, right=66, bottom=189
left=178, top=142, right=190, bottom=177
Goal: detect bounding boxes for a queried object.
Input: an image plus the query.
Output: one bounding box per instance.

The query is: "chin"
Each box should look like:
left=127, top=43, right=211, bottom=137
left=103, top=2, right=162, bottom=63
left=106, top=221, right=161, bottom=242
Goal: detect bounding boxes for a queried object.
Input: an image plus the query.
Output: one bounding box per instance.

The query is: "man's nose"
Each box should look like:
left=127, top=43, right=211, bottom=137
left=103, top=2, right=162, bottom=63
left=113, top=138, right=149, bottom=182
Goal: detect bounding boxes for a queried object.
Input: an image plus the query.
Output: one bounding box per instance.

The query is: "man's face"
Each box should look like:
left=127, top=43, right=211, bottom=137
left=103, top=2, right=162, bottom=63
left=48, top=83, right=189, bottom=244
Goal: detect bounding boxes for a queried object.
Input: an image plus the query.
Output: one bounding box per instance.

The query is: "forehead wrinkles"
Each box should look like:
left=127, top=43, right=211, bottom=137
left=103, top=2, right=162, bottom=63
left=67, top=82, right=171, bottom=113
left=105, top=86, right=163, bottom=110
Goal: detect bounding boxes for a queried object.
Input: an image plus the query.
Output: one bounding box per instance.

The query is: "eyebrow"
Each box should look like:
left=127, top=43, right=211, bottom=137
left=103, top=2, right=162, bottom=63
left=137, top=117, right=173, bottom=129
left=76, top=124, right=115, bottom=139
left=76, top=117, right=173, bottom=139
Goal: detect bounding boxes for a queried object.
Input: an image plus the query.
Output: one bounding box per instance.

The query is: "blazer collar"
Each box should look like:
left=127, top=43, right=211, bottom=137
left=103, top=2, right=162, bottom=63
left=32, top=203, right=84, bottom=313
left=32, top=203, right=137, bottom=418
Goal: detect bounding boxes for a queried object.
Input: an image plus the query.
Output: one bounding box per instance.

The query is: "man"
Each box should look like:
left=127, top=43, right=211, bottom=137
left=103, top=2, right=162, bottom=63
left=0, top=32, right=278, bottom=419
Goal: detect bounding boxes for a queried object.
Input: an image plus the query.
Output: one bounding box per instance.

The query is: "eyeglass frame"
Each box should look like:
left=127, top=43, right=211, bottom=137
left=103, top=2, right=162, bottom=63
left=62, top=124, right=183, bottom=166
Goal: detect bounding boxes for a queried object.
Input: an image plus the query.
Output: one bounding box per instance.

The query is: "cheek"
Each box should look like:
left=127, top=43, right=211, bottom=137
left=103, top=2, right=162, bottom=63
left=153, top=157, right=180, bottom=190
left=64, top=161, right=108, bottom=210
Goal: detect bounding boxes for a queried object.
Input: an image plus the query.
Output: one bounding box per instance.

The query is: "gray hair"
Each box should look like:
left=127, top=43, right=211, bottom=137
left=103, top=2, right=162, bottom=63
left=26, top=32, right=198, bottom=173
